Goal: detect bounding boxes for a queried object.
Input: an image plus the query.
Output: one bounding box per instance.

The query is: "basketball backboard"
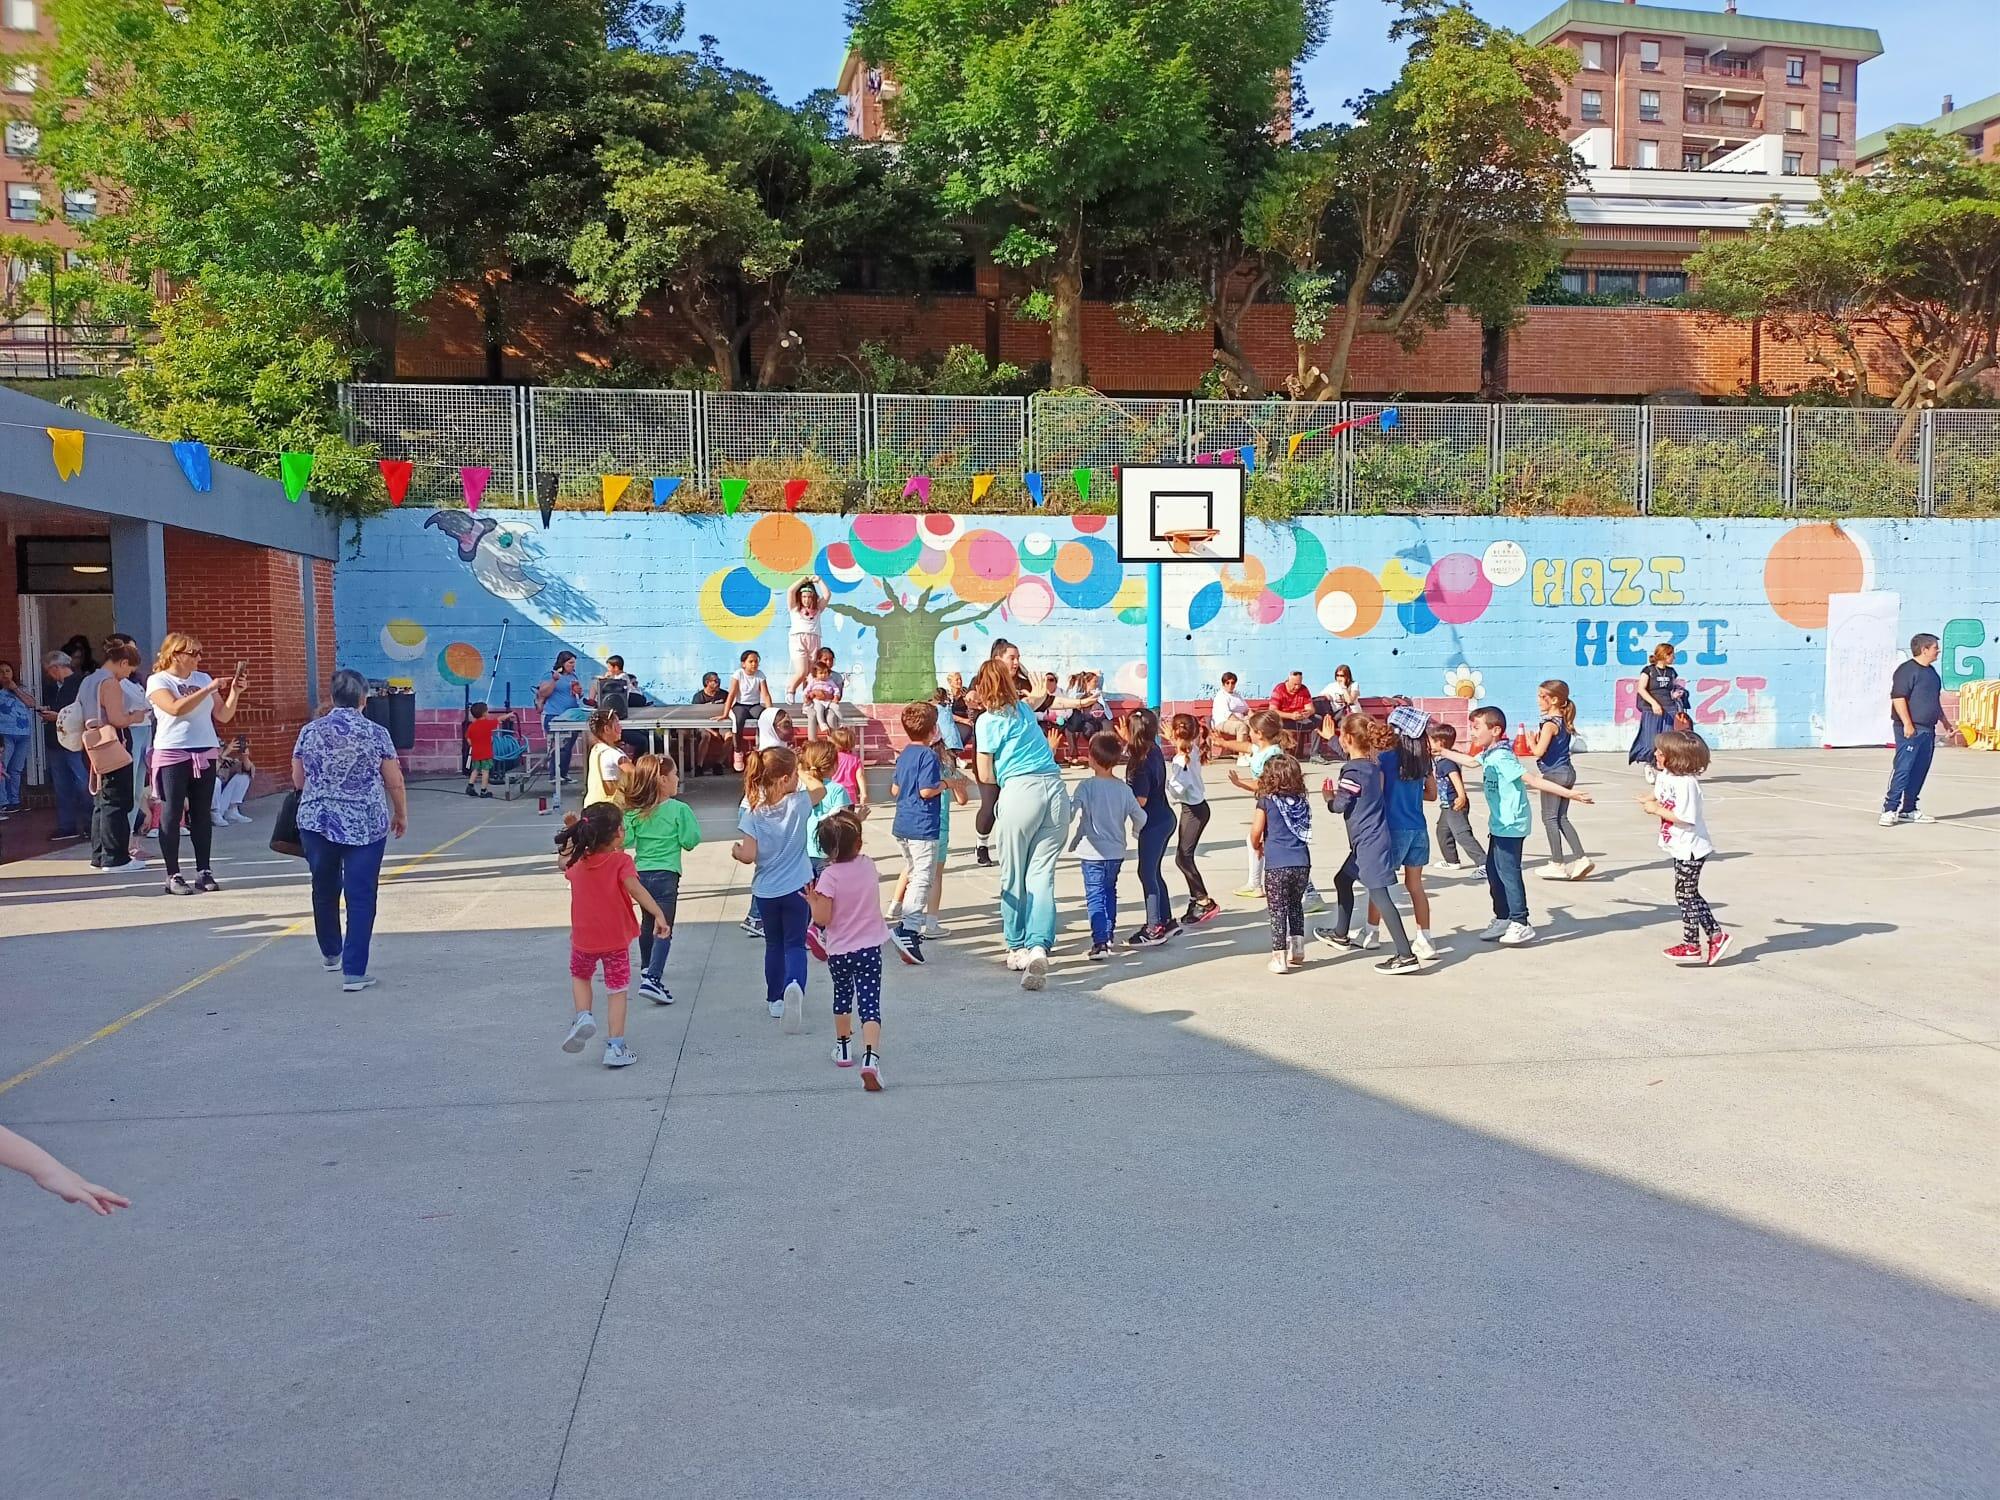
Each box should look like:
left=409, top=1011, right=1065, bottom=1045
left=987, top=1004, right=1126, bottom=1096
left=1116, top=464, right=1246, bottom=564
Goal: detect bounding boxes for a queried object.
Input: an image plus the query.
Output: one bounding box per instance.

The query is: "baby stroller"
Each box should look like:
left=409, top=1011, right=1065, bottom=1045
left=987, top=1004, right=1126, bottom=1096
left=490, top=712, right=530, bottom=799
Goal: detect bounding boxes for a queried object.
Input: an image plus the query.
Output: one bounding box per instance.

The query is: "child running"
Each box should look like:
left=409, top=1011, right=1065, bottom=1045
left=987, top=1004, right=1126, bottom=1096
left=582, top=707, right=628, bottom=808
left=619, top=753, right=701, bottom=1005
left=887, top=717, right=968, bottom=939
left=1166, top=713, right=1219, bottom=926
left=1529, top=679, right=1594, bottom=881
left=1318, top=716, right=1420, bottom=974
left=1123, top=707, right=1180, bottom=946
left=732, top=746, right=824, bottom=1029
left=1251, top=752, right=1314, bottom=974
left=1370, top=711, right=1439, bottom=959
left=1432, top=706, right=1593, bottom=947
left=1642, top=729, right=1730, bottom=965
left=1427, top=723, right=1485, bottom=874
left=800, top=739, right=851, bottom=878
left=827, top=724, right=869, bottom=819
left=888, top=700, right=956, bottom=963
left=1228, top=709, right=1287, bottom=899
left=804, top=809, right=890, bottom=1089
left=1068, top=730, right=1145, bottom=961
left=557, top=802, right=670, bottom=1067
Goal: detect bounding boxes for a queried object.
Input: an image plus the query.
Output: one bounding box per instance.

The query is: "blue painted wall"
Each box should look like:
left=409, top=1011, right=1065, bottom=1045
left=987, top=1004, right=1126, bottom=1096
left=333, top=511, right=2000, bottom=749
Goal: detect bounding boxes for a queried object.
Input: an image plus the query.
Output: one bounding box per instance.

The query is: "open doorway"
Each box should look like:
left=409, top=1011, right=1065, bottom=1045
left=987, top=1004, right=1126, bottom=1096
left=15, top=534, right=115, bottom=792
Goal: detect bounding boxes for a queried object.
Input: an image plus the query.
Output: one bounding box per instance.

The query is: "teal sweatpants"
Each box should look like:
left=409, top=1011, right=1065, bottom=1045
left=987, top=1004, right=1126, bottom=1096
left=994, top=771, right=1069, bottom=952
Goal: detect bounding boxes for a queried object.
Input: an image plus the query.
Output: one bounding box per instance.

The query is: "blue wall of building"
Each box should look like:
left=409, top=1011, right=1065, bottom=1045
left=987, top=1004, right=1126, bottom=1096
left=333, top=510, right=2000, bottom=749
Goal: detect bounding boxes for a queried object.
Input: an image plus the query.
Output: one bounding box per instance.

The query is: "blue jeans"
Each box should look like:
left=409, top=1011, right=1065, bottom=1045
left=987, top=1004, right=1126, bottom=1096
left=636, top=869, right=680, bottom=986
left=1486, top=834, right=1528, bottom=925
left=301, top=830, right=387, bottom=979
left=1081, top=858, right=1121, bottom=946
left=0, top=734, right=26, bottom=809
left=759, top=888, right=810, bottom=1005
left=50, top=746, right=91, bottom=835
left=1136, top=811, right=1173, bottom=928
left=1883, top=730, right=1936, bottom=814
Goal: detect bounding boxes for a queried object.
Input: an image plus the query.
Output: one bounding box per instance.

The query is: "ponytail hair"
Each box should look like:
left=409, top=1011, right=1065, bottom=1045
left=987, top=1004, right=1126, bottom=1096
left=1123, top=707, right=1161, bottom=788
left=742, top=745, right=799, bottom=811
left=586, top=706, right=621, bottom=745
left=1540, top=678, right=1577, bottom=733
left=1168, top=711, right=1207, bottom=759
left=554, top=802, right=623, bottom=869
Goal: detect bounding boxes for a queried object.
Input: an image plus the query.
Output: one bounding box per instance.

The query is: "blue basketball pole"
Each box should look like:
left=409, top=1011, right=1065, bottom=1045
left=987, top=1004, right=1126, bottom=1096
left=1146, top=560, right=1163, bottom=711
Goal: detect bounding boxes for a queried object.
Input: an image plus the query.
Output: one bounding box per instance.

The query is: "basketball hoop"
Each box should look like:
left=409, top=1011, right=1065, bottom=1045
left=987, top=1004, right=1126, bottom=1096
left=1162, top=528, right=1219, bottom=556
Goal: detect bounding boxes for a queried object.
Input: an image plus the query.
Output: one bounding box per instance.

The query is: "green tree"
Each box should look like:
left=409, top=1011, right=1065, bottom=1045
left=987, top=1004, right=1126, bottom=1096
left=850, top=0, right=1316, bottom=389
left=1252, top=3, right=1578, bottom=399
left=1690, top=130, right=2000, bottom=446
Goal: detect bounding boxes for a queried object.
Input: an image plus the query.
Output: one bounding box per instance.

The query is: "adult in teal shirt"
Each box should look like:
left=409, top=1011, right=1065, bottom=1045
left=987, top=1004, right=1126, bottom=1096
left=973, top=656, right=1069, bottom=991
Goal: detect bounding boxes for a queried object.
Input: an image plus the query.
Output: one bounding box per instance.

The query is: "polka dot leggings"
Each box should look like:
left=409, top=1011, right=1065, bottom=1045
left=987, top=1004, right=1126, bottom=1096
left=1674, top=857, right=1720, bottom=942
left=1264, top=866, right=1310, bottom=950
left=828, top=946, right=883, bottom=1026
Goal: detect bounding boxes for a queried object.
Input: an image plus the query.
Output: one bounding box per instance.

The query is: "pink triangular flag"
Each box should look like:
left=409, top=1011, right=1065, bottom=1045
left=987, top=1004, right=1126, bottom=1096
left=902, top=475, right=932, bottom=504
left=460, top=466, right=493, bottom=512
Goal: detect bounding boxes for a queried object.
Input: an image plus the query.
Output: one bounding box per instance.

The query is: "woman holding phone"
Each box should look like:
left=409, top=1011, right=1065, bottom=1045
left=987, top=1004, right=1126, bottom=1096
left=145, top=632, right=244, bottom=895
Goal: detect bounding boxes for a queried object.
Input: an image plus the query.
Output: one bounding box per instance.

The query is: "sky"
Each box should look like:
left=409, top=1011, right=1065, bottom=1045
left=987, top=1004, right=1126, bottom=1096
left=677, top=0, right=1995, bottom=137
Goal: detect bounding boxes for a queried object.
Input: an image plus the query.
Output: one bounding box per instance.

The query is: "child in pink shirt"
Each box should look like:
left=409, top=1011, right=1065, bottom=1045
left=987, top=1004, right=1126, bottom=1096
left=828, top=724, right=869, bottom=819
left=804, top=808, right=889, bottom=1090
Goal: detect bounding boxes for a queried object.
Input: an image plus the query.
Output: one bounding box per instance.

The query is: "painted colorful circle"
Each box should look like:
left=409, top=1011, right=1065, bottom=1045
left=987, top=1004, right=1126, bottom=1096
left=1397, top=593, right=1441, bottom=636
left=1189, top=581, right=1223, bottom=631
left=1269, top=527, right=1328, bottom=601
left=1315, top=590, right=1356, bottom=634
left=1482, top=540, right=1528, bottom=588
left=910, top=546, right=953, bottom=589
left=918, top=513, right=964, bottom=549
left=817, top=542, right=863, bottom=591
left=1379, top=556, right=1427, bottom=606
left=699, top=568, right=776, bottom=643
left=719, top=565, right=771, bottom=618
left=1423, top=552, right=1493, bottom=626
left=1247, top=589, right=1284, bottom=627
left=1020, top=532, right=1056, bottom=574
left=1314, top=566, right=1384, bottom=639
left=1764, top=522, right=1866, bottom=630
left=437, top=641, right=484, bottom=686
left=949, top=530, right=1020, bottom=604
left=1051, top=537, right=1122, bottom=611
left=379, top=620, right=426, bottom=662
left=1072, top=514, right=1108, bottom=535
left=849, top=513, right=924, bottom=577
left=1220, top=555, right=1268, bottom=603
left=1008, top=575, right=1054, bottom=626
left=744, top=514, right=815, bottom=586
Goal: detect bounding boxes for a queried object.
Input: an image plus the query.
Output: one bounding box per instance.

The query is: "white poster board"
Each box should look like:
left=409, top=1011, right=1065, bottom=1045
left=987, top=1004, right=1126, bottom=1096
left=1823, top=591, right=1900, bottom=747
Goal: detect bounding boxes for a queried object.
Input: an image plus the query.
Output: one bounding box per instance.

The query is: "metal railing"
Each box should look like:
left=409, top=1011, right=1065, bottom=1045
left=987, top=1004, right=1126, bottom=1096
left=340, top=384, right=2000, bottom=516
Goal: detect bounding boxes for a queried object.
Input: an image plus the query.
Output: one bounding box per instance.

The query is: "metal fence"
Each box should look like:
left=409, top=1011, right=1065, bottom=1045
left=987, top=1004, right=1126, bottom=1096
left=341, top=384, right=2000, bottom=516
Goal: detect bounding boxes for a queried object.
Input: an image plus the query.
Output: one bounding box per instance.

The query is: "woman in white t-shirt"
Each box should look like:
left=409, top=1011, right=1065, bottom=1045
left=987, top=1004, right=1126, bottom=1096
left=145, top=632, right=244, bottom=895
left=1209, top=672, right=1251, bottom=754
left=785, top=577, right=827, bottom=700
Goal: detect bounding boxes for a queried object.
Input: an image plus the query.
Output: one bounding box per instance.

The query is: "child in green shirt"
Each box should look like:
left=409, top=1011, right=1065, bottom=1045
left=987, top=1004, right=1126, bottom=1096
left=619, top=753, right=701, bottom=1003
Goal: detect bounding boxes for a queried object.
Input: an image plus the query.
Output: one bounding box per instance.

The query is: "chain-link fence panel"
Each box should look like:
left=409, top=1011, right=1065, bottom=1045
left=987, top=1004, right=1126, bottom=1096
left=869, top=395, right=1027, bottom=500
left=344, top=383, right=522, bottom=509
left=1646, top=406, right=1785, bottom=516
left=1792, top=408, right=1922, bottom=515
left=1497, top=405, right=1641, bottom=514
left=703, top=391, right=865, bottom=509
left=1930, top=409, right=2000, bottom=517
left=1189, top=399, right=1344, bottom=512
left=528, top=388, right=698, bottom=511
left=1028, top=395, right=1185, bottom=499
left=1350, top=402, right=1492, bottom=514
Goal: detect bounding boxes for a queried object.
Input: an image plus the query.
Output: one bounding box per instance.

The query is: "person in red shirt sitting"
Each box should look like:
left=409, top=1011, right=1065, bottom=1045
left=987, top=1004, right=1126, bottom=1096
left=465, top=700, right=499, bottom=799
left=1268, top=671, right=1316, bottom=753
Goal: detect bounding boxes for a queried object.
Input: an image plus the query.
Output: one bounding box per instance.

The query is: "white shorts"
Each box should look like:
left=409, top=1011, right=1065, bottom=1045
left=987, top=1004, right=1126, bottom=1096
left=789, top=635, right=821, bottom=678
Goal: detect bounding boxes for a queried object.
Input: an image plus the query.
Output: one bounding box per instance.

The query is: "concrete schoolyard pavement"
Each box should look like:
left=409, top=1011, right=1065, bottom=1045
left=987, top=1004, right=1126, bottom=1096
left=3, top=751, right=1997, bottom=1498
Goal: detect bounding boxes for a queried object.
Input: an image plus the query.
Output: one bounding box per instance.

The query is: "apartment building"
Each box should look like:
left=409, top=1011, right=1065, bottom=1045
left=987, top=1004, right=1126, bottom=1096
left=1857, top=91, right=2000, bottom=169
left=1524, top=1, right=1880, bottom=176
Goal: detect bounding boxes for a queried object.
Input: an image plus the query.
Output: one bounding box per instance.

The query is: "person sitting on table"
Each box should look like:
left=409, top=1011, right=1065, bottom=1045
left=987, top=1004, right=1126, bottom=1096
left=1269, top=670, right=1317, bottom=753
left=1210, top=672, right=1251, bottom=755
left=713, top=648, right=773, bottom=771
left=690, top=671, right=731, bottom=776
left=1054, top=670, right=1108, bottom=764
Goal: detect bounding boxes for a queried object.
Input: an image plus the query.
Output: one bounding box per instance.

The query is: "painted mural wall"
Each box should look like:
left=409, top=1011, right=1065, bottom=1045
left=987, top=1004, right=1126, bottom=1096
left=333, top=511, right=2000, bottom=750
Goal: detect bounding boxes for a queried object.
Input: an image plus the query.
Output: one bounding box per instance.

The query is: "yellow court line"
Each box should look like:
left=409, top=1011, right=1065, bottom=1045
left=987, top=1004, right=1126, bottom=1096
left=0, top=815, right=498, bottom=1099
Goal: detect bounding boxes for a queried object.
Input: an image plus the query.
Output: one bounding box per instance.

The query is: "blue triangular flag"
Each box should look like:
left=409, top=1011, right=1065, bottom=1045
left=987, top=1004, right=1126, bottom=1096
left=1239, top=445, right=1257, bottom=475
left=651, top=476, right=684, bottom=507
left=171, top=440, right=213, bottom=493
left=1024, top=471, right=1045, bottom=508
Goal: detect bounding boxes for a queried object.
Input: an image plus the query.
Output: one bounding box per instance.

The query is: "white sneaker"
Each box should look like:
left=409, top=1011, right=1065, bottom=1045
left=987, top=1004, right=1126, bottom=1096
left=602, top=1039, right=637, bottom=1068
left=1898, top=811, right=1936, bottom=825
left=1877, top=811, right=1900, bottom=827
left=1287, top=937, right=1305, bottom=969
left=885, top=904, right=904, bottom=925
left=922, top=916, right=948, bottom=937
left=341, top=974, right=377, bottom=993
left=1498, top=922, right=1537, bottom=946
left=1412, top=931, right=1438, bottom=961
left=767, top=997, right=786, bottom=1020
left=231, top=810, right=255, bottom=825
left=562, top=1011, right=597, bottom=1052
left=1360, top=927, right=1381, bottom=949
left=1536, top=862, right=1569, bottom=880
left=1267, top=955, right=1289, bottom=975
left=1022, top=947, right=1048, bottom=991
left=321, top=954, right=341, bottom=972
left=1568, top=859, right=1595, bottom=880
left=1478, top=919, right=1511, bottom=941
left=1005, top=949, right=1028, bottom=972
left=782, top=980, right=806, bottom=1034
left=636, top=976, right=672, bottom=1005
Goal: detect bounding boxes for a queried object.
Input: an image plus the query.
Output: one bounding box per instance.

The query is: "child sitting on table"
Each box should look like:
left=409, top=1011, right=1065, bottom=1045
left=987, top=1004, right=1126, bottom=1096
left=801, top=656, right=844, bottom=739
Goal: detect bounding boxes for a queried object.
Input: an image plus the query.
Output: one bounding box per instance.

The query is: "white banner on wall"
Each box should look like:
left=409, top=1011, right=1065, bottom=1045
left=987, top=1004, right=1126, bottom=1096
left=1823, top=591, right=1900, bottom=748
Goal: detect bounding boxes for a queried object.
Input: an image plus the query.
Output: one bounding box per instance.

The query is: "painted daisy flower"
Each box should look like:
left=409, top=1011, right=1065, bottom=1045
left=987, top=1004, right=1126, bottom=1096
left=1443, top=664, right=1484, bottom=701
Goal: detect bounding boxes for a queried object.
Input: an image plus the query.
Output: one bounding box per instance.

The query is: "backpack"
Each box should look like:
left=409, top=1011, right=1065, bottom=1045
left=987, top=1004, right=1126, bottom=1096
left=56, top=698, right=86, bottom=751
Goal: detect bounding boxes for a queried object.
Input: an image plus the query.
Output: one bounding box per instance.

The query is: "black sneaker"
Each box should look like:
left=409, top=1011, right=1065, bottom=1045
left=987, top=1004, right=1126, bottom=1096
left=1086, top=942, right=1112, bottom=961
left=1126, top=925, right=1163, bottom=948
left=1375, top=953, right=1421, bottom=975
left=1156, top=920, right=1183, bottom=943
left=975, top=845, right=994, bottom=868
left=1316, top=928, right=1358, bottom=951
left=889, top=926, right=926, bottom=965
left=164, top=874, right=194, bottom=896
left=193, top=870, right=220, bottom=893
left=1183, top=899, right=1220, bottom=926
left=465, top=784, right=478, bottom=797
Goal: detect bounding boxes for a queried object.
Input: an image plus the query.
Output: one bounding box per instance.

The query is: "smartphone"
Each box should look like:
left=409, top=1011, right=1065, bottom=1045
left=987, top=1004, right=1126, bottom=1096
left=234, top=660, right=247, bottom=680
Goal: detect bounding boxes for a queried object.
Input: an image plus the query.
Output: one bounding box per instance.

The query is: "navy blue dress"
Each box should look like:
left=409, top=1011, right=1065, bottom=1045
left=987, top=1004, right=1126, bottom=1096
left=1327, top=755, right=1396, bottom=889
left=1628, top=663, right=1685, bottom=764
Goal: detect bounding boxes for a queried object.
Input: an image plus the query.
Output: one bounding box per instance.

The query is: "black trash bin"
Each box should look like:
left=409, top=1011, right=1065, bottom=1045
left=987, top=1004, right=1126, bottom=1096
left=365, top=689, right=417, bottom=752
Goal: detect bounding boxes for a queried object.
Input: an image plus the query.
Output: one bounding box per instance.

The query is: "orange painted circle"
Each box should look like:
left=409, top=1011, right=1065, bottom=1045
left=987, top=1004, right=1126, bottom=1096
left=1054, top=540, right=1095, bottom=585
left=1315, top=566, right=1384, bottom=639
left=746, top=513, right=816, bottom=576
left=1220, top=556, right=1268, bottom=603
left=1763, top=522, right=1864, bottom=630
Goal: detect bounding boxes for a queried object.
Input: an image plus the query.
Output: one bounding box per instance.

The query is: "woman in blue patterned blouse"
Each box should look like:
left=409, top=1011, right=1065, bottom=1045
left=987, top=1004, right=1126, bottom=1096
left=292, top=669, right=408, bottom=991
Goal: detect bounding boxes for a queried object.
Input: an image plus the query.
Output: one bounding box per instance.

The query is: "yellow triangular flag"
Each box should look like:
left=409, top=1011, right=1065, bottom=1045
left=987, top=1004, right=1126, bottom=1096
left=970, top=473, right=995, bottom=504
left=1287, top=431, right=1306, bottom=461
left=47, top=427, right=84, bottom=481
left=601, top=474, right=633, bottom=514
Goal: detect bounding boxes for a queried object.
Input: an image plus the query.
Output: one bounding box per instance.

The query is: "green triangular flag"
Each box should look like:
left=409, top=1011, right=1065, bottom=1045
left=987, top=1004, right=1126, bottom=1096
left=279, top=450, right=315, bottom=503
left=1072, top=467, right=1091, bottom=504
left=720, top=477, right=748, bottom=516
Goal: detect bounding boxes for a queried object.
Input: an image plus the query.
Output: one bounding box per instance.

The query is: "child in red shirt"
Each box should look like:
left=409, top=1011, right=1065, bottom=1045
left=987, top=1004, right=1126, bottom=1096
left=555, top=802, right=668, bottom=1068
left=465, top=700, right=499, bottom=799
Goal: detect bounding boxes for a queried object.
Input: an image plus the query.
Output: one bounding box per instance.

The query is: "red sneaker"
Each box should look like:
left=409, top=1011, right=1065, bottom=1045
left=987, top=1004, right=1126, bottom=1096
left=1705, top=931, right=1732, bottom=966
left=1662, top=941, right=1703, bottom=962
left=805, top=924, right=829, bottom=963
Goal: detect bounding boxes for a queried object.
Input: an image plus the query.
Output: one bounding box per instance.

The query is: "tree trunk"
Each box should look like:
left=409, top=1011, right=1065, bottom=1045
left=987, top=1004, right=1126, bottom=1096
left=1214, top=300, right=1263, bottom=398
left=1048, top=219, right=1086, bottom=389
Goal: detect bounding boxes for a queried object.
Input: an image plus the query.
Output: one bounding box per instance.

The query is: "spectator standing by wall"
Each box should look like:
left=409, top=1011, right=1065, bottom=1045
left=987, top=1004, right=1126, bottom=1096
left=1880, top=633, right=1954, bottom=827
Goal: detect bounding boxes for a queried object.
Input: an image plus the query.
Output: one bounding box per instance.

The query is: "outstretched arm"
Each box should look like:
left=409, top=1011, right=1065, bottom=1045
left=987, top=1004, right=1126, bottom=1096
left=0, top=1125, right=129, bottom=1214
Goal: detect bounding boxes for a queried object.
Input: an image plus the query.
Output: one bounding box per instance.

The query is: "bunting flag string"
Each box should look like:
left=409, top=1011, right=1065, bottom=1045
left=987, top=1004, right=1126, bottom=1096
left=279, top=450, right=314, bottom=504
left=1072, top=467, right=1092, bottom=504
left=47, top=427, right=84, bottom=482
left=651, top=476, right=683, bottom=507
left=901, top=474, right=932, bottom=504
left=1023, top=471, right=1045, bottom=508
left=536, top=472, right=558, bottom=529
left=171, top=440, right=213, bottom=494
left=783, top=477, right=809, bottom=512
left=720, top=477, right=748, bottom=516
left=601, top=474, right=634, bottom=515
left=460, top=465, right=493, bottom=512
left=1239, top=446, right=1256, bottom=474
left=379, top=458, right=414, bottom=507
left=970, top=473, right=995, bottom=504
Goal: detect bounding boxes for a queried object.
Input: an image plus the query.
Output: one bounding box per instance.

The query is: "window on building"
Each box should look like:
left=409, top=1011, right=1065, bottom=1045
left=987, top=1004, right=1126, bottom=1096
left=1559, top=269, right=1588, bottom=296
left=1783, top=152, right=1803, bottom=174
left=1787, top=103, right=1806, bottom=133
left=1644, top=271, right=1689, bottom=301
left=16, top=536, right=113, bottom=594
left=6, top=182, right=40, bottom=221
left=1821, top=110, right=1840, bottom=139
left=3, top=120, right=35, bottom=157
left=1594, top=270, right=1641, bottom=298
left=1638, top=140, right=1660, bottom=169
left=6, top=62, right=37, bottom=94
left=1639, top=40, right=1660, bottom=71
left=62, top=187, right=95, bottom=221
left=2, top=0, right=33, bottom=29
left=1819, top=158, right=1840, bottom=175
left=1579, top=39, right=1602, bottom=71
left=1580, top=89, right=1602, bottom=122
left=1639, top=90, right=1661, bottom=122
left=1786, top=56, right=1805, bottom=85
left=1822, top=61, right=1841, bottom=93
left=1682, top=149, right=1707, bottom=171
left=1965, top=130, right=1986, bottom=154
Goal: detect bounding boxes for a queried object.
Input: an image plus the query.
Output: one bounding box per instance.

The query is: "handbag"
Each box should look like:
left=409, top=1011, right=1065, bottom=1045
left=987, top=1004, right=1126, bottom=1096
left=82, top=722, right=132, bottom=776
left=269, top=789, right=305, bottom=858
